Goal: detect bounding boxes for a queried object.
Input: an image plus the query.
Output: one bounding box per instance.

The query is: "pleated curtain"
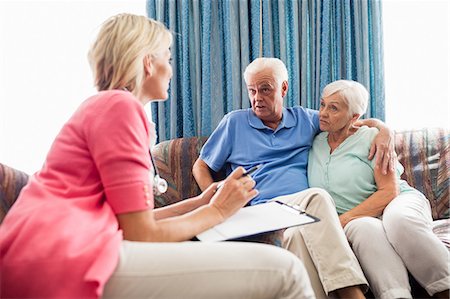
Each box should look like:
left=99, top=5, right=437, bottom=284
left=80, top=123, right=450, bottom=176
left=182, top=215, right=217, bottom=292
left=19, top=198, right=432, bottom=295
left=146, top=0, right=385, bottom=142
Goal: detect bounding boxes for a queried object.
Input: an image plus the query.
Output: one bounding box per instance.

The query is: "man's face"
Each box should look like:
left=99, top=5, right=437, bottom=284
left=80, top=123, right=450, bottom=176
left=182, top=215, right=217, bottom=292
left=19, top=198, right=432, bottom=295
left=246, top=68, right=287, bottom=126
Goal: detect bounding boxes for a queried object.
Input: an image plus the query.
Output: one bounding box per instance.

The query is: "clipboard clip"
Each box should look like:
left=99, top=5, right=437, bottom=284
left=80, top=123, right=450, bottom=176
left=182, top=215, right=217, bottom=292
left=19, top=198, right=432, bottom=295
left=275, top=200, right=306, bottom=214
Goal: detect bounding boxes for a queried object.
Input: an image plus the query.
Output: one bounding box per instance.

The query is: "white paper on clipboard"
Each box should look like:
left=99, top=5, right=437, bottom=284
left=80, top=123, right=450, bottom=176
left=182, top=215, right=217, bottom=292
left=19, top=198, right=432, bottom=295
left=196, top=201, right=320, bottom=242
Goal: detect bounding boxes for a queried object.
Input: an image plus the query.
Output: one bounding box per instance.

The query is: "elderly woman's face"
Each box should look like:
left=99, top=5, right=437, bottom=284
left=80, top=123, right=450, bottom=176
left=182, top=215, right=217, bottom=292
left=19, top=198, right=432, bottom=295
left=319, top=92, right=352, bottom=133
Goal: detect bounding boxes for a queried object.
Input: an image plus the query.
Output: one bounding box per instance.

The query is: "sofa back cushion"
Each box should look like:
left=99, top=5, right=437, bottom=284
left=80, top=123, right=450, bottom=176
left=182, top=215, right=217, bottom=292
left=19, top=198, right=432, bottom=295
left=0, top=163, right=29, bottom=224
left=151, top=136, right=226, bottom=208
left=394, top=128, right=449, bottom=219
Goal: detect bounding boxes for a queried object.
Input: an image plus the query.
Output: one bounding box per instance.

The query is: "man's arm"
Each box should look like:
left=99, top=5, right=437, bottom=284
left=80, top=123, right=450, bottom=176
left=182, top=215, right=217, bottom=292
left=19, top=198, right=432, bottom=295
left=356, top=118, right=395, bottom=175
left=193, top=158, right=215, bottom=191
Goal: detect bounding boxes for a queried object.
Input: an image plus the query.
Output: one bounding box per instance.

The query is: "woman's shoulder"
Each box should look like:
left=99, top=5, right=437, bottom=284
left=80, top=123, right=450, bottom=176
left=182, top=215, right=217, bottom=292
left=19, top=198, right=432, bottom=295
left=355, top=125, right=379, bottom=141
left=312, top=131, right=328, bottom=147
left=89, top=90, right=140, bottom=107
left=79, top=90, right=144, bottom=118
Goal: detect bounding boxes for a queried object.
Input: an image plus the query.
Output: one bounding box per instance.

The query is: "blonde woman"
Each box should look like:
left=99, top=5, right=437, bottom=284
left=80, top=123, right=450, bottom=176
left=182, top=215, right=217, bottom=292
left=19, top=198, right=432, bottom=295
left=308, top=80, right=449, bottom=299
left=0, top=14, right=314, bottom=299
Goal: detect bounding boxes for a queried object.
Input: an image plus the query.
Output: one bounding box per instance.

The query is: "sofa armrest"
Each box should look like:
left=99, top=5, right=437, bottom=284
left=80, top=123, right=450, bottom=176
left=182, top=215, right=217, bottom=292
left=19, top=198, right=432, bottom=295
left=0, top=163, right=29, bottom=224
left=394, top=128, right=449, bottom=219
left=151, top=136, right=227, bottom=208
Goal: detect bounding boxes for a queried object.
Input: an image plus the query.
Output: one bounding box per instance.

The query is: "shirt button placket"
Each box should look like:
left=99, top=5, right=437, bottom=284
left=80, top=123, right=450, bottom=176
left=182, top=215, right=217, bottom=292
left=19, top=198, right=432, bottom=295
left=325, top=157, right=331, bottom=188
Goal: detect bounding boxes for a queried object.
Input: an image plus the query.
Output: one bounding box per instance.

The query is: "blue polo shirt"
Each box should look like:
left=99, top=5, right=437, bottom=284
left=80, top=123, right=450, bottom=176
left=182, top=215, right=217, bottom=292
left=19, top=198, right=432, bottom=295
left=200, top=107, right=320, bottom=205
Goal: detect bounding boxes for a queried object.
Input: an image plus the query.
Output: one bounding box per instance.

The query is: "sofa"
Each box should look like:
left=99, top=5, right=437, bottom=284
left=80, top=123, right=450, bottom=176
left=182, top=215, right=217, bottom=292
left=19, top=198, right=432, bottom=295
left=149, top=128, right=449, bottom=220
left=1, top=128, right=449, bottom=297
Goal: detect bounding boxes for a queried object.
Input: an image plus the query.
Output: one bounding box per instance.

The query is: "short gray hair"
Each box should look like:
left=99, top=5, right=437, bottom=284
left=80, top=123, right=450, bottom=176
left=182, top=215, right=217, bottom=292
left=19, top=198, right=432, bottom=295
left=322, top=80, right=369, bottom=117
left=243, top=57, right=288, bottom=87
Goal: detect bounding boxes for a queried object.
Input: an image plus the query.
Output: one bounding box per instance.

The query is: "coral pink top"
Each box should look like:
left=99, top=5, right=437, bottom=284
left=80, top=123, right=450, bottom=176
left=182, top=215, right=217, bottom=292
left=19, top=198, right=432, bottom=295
left=0, top=90, right=155, bottom=298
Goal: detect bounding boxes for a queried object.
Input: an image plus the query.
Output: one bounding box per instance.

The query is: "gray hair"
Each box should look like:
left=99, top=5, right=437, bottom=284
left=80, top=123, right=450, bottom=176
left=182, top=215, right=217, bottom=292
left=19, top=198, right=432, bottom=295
left=321, top=80, right=369, bottom=117
left=243, top=57, right=288, bottom=87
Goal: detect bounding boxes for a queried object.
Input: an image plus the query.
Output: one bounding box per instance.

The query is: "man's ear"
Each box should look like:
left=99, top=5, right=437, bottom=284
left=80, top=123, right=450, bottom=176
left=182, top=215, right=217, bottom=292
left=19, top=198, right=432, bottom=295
left=281, top=81, right=289, bottom=97
left=144, top=55, right=153, bottom=77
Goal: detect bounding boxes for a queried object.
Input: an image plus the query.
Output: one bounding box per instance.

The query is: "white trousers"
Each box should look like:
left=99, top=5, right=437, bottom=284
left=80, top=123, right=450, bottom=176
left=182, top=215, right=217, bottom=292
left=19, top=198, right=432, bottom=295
left=103, top=240, right=315, bottom=299
left=344, top=192, right=450, bottom=299
left=274, top=188, right=368, bottom=298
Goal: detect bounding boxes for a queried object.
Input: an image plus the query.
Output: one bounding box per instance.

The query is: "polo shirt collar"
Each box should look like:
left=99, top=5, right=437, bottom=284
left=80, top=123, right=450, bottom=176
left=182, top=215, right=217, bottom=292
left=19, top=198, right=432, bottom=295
left=248, top=107, right=296, bottom=130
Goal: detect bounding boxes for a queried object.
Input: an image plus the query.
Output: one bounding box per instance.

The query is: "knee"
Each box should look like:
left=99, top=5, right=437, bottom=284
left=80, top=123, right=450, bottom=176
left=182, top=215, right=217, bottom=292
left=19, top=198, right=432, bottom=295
left=283, top=225, right=303, bottom=245
left=382, top=209, right=426, bottom=247
left=345, top=217, right=382, bottom=244
left=306, top=187, right=335, bottom=208
left=383, top=194, right=431, bottom=233
left=383, top=207, right=423, bottom=239
left=258, top=245, right=314, bottom=296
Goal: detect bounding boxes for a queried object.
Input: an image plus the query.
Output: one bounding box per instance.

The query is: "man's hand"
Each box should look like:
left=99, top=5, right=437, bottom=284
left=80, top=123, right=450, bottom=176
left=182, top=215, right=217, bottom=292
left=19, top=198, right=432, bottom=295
left=355, top=119, right=396, bottom=174
left=369, top=127, right=395, bottom=174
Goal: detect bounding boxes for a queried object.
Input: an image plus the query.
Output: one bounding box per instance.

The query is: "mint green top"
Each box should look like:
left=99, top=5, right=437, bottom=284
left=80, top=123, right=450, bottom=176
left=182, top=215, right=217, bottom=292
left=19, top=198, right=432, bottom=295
left=307, top=126, right=417, bottom=215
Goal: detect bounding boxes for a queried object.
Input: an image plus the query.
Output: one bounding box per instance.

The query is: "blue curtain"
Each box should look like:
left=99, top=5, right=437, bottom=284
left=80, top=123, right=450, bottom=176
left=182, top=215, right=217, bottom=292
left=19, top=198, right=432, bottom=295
left=147, top=0, right=385, bottom=142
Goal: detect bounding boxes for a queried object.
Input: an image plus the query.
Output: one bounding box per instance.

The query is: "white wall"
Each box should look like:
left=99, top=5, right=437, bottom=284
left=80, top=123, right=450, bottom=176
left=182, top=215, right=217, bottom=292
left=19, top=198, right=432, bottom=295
left=383, top=0, right=450, bottom=130
left=0, top=0, right=146, bottom=174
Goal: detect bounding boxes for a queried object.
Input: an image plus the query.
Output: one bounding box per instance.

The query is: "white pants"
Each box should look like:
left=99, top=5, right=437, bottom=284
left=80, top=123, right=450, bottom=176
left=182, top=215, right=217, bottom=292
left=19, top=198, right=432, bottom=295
left=344, top=192, right=450, bottom=299
left=103, top=240, right=315, bottom=299
left=274, top=188, right=368, bottom=298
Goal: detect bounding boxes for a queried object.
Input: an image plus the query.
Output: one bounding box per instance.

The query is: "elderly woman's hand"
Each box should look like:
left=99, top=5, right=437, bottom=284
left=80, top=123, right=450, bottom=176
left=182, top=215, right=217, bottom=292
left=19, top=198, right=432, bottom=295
left=208, top=167, right=259, bottom=222
left=339, top=214, right=354, bottom=229
left=355, top=119, right=396, bottom=175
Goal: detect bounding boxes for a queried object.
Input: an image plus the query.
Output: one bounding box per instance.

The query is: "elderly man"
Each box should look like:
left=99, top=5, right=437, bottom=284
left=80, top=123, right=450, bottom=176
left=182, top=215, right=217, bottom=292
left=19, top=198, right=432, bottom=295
left=193, top=58, right=395, bottom=299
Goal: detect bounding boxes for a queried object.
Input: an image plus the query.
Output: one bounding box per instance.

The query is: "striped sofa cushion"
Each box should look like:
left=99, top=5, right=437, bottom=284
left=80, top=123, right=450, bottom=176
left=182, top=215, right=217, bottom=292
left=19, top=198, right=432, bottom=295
left=0, top=163, right=29, bottom=224
left=151, top=136, right=211, bottom=208
left=394, top=128, right=449, bottom=219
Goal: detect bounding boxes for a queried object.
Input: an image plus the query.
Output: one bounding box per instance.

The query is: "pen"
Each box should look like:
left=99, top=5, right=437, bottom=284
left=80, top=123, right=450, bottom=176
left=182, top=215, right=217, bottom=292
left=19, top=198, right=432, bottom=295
left=216, top=164, right=263, bottom=190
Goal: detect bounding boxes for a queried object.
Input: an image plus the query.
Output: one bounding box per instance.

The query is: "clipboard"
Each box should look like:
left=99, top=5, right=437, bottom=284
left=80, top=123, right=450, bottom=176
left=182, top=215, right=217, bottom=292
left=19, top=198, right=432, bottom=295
left=196, top=200, right=320, bottom=242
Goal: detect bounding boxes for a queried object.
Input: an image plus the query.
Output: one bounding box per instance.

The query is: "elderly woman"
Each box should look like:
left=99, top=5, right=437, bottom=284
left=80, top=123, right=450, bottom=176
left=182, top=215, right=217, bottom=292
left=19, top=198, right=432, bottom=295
left=307, top=80, right=449, bottom=299
left=0, top=14, right=314, bottom=299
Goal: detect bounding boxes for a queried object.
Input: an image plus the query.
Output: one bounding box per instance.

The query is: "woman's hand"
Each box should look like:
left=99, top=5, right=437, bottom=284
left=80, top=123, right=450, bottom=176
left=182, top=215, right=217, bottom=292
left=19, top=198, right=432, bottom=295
left=195, top=182, right=220, bottom=206
left=118, top=167, right=258, bottom=242
left=339, top=213, right=354, bottom=229
left=208, top=167, right=259, bottom=222
left=355, top=119, right=396, bottom=174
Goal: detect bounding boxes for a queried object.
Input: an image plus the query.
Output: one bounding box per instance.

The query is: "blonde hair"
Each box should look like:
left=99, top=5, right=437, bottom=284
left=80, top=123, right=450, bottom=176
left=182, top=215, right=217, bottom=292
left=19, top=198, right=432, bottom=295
left=322, top=80, right=369, bottom=117
left=88, top=13, right=172, bottom=93
left=243, top=57, right=288, bottom=87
